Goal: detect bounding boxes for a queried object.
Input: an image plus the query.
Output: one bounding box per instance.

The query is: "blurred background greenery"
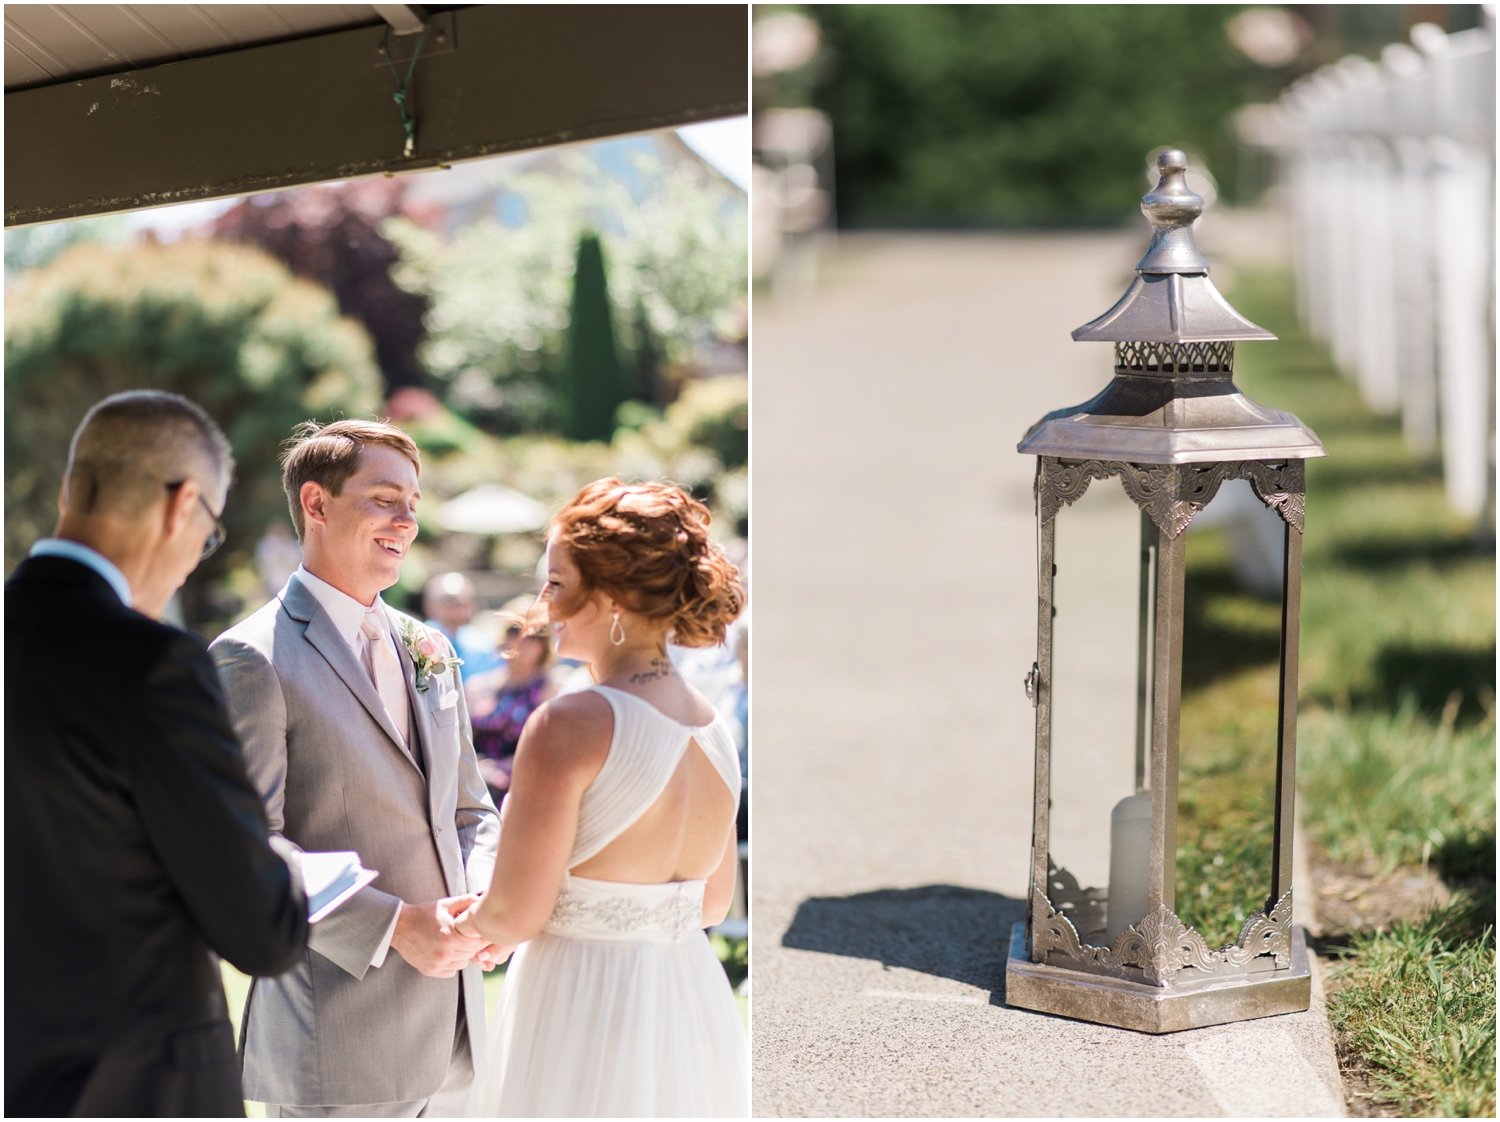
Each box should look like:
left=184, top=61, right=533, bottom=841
left=754, top=3, right=1488, bottom=225
left=796, top=4, right=1258, bottom=223
left=5, top=127, right=749, bottom=637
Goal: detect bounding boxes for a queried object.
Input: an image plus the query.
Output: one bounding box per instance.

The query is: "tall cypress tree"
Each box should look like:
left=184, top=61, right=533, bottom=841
left=560, top=232, right=628, bottom=442
left=628, top=295, right=662, bottom=405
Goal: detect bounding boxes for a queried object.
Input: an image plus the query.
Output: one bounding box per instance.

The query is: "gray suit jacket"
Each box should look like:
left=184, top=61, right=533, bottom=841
left=211, top=575, right=499, bottom=1107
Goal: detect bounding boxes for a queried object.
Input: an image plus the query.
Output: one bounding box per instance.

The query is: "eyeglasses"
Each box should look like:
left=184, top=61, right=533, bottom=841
left=165, top=481, right=227, bottom=559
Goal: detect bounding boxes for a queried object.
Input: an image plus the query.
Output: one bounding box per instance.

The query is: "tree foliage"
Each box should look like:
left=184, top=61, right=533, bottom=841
left=4, top=214, right=132, bottom=275
left=559, top=234, right=630, bottom=442
left=808, top=4, right=1257, bottom=224
left=213, top=181, right=433, bottom=393
left=5, top=238, right=382, bottom=629
left=662, top=375, right=749, bottom=472
left=386, top=148, right=747, bottom=435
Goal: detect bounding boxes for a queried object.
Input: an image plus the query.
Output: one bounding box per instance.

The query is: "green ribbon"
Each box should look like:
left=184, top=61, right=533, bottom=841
left=383, top=22, right=430, bottom=158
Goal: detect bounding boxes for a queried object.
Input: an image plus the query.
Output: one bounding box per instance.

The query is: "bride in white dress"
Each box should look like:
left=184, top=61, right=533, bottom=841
left=451, top=479, right=748, bottom=1117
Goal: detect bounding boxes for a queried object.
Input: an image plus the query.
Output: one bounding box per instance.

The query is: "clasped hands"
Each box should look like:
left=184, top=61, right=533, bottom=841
left=390, top=894, right=512, bottom=978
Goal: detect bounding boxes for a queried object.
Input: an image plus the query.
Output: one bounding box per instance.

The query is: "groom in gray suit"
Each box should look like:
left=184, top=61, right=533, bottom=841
left=212, top=419, right=502, bottom=1116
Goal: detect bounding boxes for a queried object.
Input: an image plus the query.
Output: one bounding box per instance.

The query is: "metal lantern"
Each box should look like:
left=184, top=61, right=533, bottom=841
left=1005, top=149, right=1328, bottom=1033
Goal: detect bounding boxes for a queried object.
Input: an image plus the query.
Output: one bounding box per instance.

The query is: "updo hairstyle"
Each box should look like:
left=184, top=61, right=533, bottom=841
left=546, top=478, right=744, bottom=648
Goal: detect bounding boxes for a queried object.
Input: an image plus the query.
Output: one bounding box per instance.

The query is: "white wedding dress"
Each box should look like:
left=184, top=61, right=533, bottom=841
left=469, top=685, right=749, bottom=1118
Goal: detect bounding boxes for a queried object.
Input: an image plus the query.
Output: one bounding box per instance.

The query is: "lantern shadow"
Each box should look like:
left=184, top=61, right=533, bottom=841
left=1364, top=642, right=1496, bottom=724
left=1333, top=535, right=1481, bottom=570
left=780, top=885, right=1022, bottom=1003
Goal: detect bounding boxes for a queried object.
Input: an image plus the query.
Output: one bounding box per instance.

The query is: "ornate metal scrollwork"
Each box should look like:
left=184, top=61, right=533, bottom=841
left=1032, top=885, right=1092, bottom=963
left=1116, top=462, right=1204, bottom=538
left=1035, top=459, right=1119, bottom=526
left=1032, top=885, right=1293, bottom=988
left=1224, top=889, right=1295, bottom=970
left=1036, top=457, right=1305, bottom=537
left=1237, top=459, right=1305, bottom=534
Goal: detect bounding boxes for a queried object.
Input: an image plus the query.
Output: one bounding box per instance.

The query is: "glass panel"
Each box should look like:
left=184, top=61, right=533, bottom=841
left=1175, top=478, right=1285, bottom=948
left=1048, top=477, right=1142, bottom=947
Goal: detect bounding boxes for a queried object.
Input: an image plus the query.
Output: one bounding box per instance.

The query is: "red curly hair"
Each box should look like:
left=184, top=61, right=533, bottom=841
left=544, top=478, right=744, bottom=648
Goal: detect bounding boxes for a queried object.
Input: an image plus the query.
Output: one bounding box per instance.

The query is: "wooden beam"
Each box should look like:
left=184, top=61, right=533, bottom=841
left=5, top=5, right=747, bottom=226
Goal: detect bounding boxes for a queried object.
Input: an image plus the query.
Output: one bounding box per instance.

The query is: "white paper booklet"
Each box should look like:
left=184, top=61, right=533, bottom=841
left=298, top=850, right=379, bottom=923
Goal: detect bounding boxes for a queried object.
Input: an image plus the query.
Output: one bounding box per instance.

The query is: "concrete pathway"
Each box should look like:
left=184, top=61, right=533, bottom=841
left=750, top=232, right=1345, bottom=1117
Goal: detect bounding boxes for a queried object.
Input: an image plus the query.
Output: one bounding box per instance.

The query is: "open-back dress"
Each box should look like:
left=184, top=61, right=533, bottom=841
left=468, top=685, right=748, bottom=1117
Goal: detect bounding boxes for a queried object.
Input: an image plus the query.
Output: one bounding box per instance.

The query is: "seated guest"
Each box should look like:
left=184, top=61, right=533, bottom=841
left=6, top=390, right=307, bottom=1117
left=465, top=597, right=557, bottom=805
left=423, top=571, right=502, bottom=680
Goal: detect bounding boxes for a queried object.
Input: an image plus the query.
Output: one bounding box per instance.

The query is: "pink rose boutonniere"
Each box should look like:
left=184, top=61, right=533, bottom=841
left=398, top=618, right=463, bottom=693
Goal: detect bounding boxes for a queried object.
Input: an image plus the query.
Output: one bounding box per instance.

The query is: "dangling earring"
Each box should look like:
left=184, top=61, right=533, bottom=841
left=610, top=610, right=626, bottom=647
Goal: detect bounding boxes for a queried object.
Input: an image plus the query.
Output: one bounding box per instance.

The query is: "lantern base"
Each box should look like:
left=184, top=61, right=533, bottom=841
left=1005, top=922, right=1312, bottom=1033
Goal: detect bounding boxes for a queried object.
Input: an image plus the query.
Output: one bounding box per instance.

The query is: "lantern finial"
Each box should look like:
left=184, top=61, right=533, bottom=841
left=1069, top=146, right=1273, bottom=345
left=1136, top=149, right=1210, bottom=275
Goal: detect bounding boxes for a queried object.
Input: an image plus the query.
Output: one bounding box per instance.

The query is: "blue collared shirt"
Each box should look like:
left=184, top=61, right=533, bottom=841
left=29, top=538, right=133, bottom=607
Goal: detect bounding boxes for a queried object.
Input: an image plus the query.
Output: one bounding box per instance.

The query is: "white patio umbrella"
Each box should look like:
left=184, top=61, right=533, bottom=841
left=434, top=484, right=550, bottom=536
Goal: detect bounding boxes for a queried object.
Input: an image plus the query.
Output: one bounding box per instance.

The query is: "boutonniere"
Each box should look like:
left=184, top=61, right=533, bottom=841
left=398, top=618, right=463, bottom=693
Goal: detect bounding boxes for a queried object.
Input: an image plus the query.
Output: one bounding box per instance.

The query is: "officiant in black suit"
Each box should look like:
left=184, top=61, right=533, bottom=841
left=6, top=391, right=309, bottom=1117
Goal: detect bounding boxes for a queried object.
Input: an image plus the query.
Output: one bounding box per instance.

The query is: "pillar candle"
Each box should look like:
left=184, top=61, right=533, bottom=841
left=1105, top=793, right=1153, bottom=946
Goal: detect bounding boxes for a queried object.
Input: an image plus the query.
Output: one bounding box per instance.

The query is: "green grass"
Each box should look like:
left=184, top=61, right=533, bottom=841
left=1175, top=663, right=1279, bottom=948
left=710, top=933, right=749, bottom=991
left=1326, top=898, right=1496, bottom=1118
left=1168, top=265, right=1496, bottom=1116
left=220, top=963, right=264, bottom=1117
left=484, top=960, right=507, bottom=1020
left=1232, top=271, right=1495, bottom=727
left=1299, top=702, right=1496, bottom=873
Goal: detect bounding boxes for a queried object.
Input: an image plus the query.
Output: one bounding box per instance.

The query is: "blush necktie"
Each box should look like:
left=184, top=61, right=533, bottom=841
left=360, top=608, right=410, bottom=748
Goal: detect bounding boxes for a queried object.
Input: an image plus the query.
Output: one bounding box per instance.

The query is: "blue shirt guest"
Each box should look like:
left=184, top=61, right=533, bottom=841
left=424, top=571, right=503, bottom=681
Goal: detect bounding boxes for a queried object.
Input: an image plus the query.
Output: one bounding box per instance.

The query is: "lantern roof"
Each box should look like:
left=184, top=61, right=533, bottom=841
left=1017, top=385, right=1327, bottom=464
left=1018, top=148, right=1326, bottom=466
left=1072, top=149, right=1275, bottom=344
left=1071, top=273, right=1277, bottom=344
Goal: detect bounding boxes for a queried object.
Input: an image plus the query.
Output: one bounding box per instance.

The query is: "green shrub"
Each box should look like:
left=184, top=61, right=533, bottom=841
left=5, top=238, right=382, bottom=631
left=664, top=375, right=749, bottom=471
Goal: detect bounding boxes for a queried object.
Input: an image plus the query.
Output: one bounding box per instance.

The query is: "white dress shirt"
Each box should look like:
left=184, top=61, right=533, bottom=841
left=291, top=565, right=405, bottom=968
left=294, top=565, right=402, bottom=672
left=30, top=538, right=133, bottom=606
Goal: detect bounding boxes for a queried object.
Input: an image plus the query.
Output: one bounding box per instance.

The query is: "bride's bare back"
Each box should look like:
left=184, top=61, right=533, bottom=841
left=465, top=673, right=739, bottom=948
left=561, top=638, right=737, bottom=884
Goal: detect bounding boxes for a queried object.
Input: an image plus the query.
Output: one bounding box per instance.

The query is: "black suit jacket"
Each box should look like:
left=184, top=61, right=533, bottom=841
left=5, top=556, right=309, bottom=1117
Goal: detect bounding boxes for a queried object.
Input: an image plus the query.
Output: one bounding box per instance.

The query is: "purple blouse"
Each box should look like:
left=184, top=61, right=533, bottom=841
left=471, top=675, right=547, bottom=762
